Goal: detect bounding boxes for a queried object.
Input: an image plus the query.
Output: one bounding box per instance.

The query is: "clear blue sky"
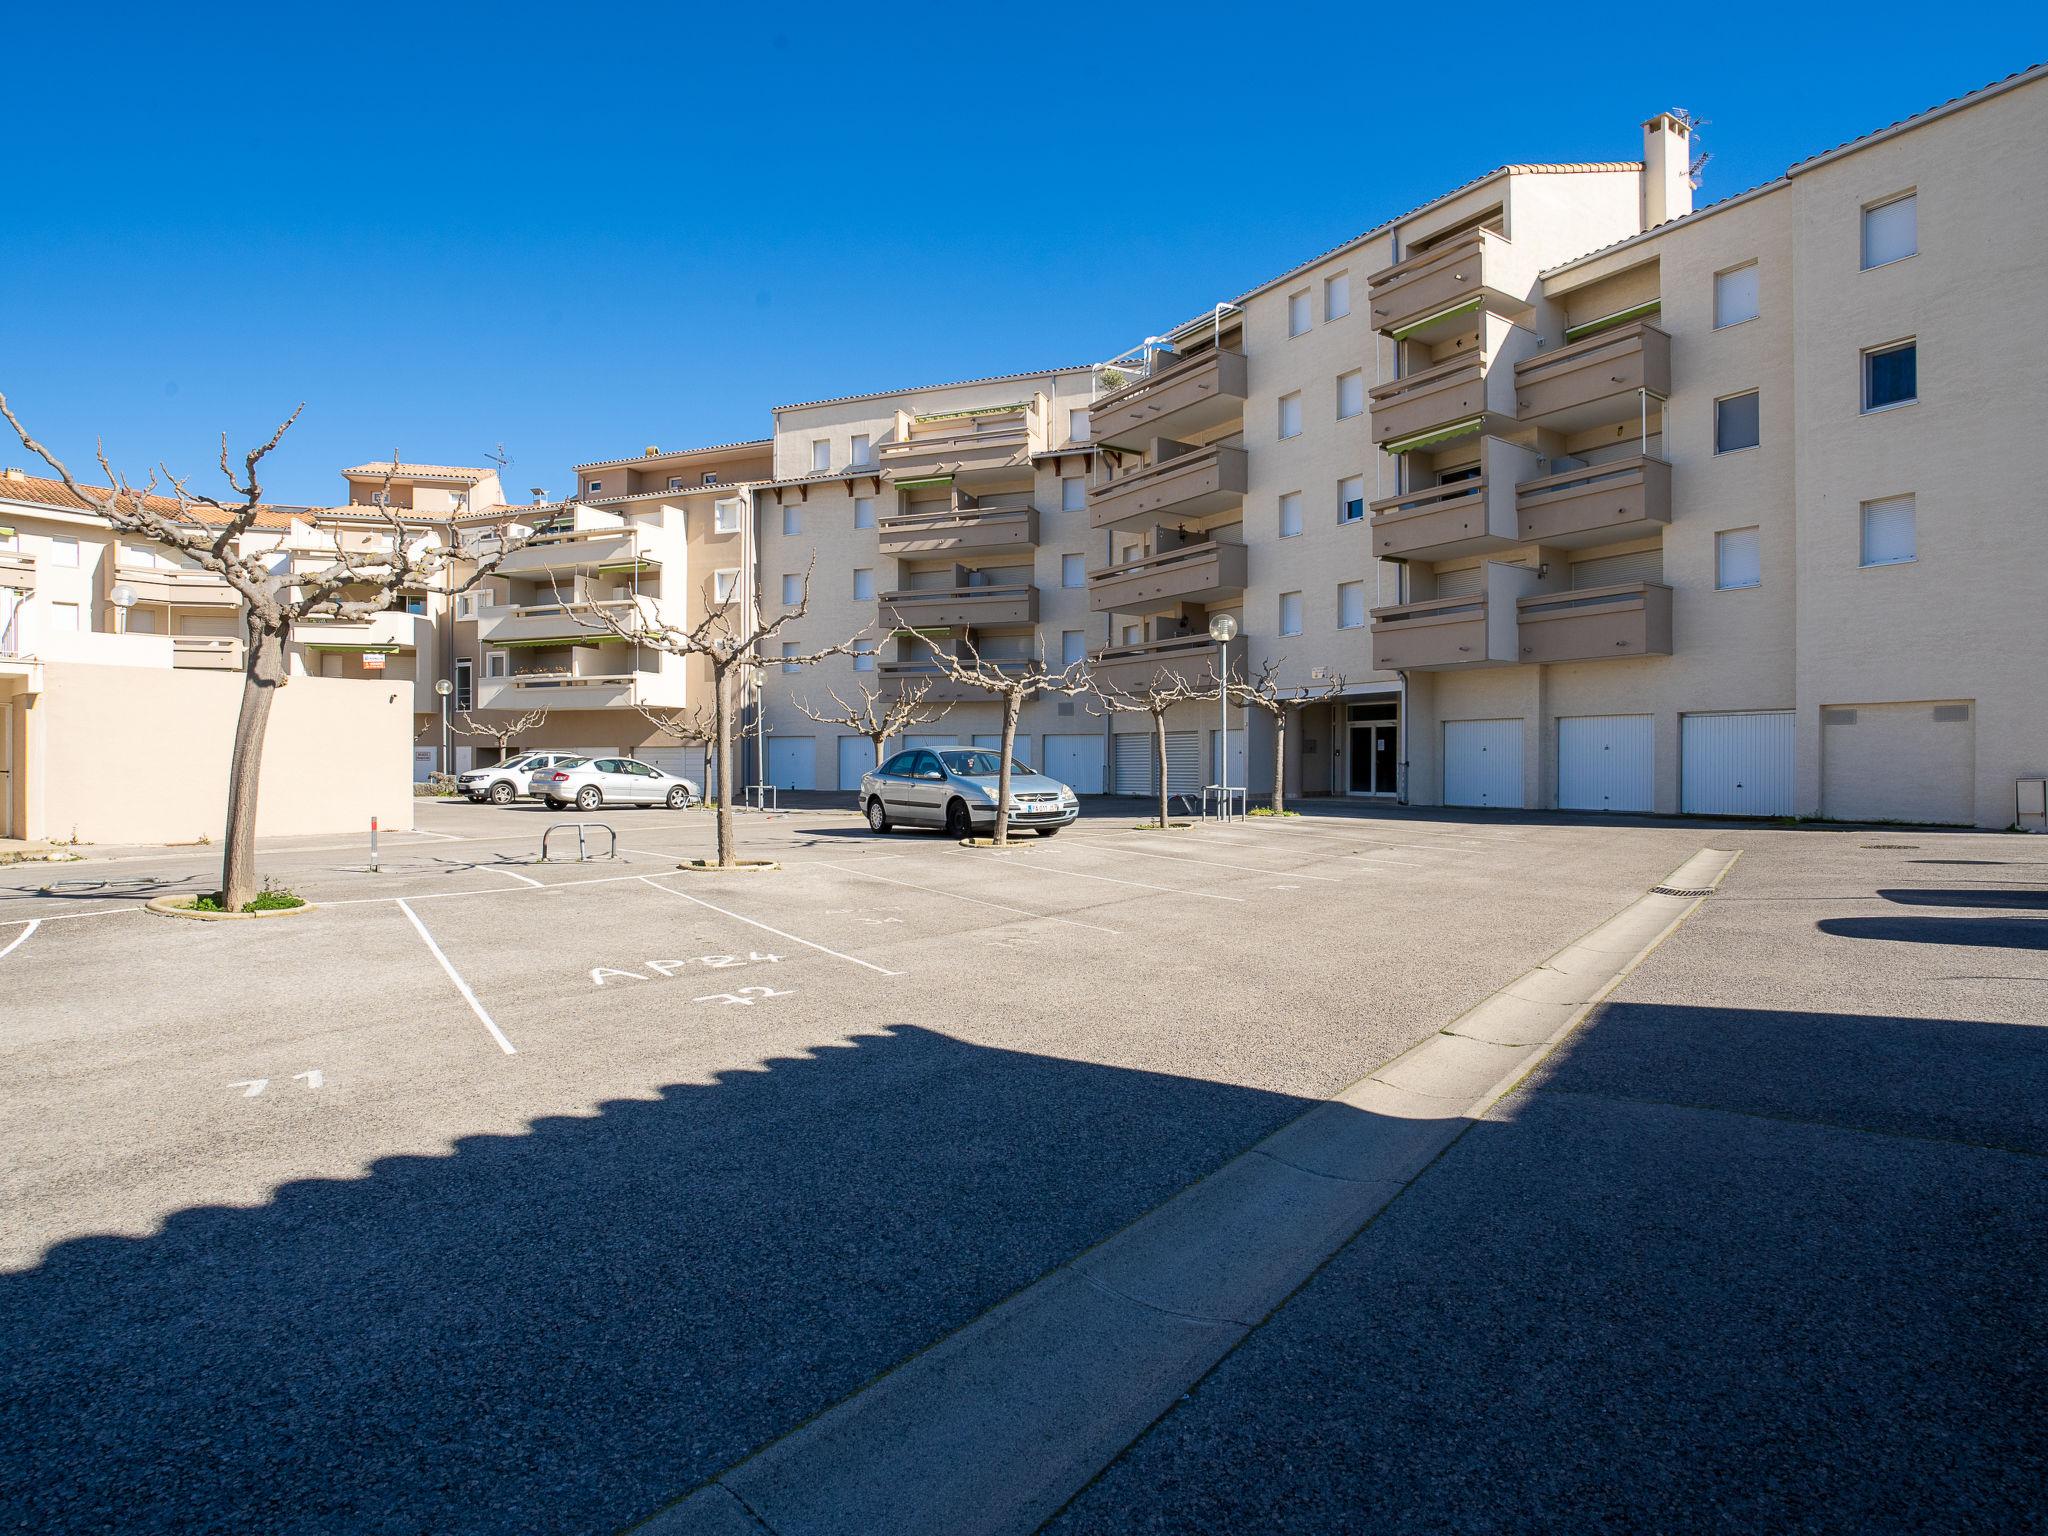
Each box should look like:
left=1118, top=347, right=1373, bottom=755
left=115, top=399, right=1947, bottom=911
left=4, top=2, right=2041, bottom=507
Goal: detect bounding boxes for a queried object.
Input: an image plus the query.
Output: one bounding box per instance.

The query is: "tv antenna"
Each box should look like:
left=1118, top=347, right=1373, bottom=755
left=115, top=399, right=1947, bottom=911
left=485, top=442, right=512, bottom=474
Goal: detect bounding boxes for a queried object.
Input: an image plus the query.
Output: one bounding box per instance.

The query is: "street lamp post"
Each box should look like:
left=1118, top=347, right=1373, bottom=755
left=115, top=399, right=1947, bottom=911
left=435, top=677, right=454, bottom=774
left=1207, top=613, right=1238, bottom=820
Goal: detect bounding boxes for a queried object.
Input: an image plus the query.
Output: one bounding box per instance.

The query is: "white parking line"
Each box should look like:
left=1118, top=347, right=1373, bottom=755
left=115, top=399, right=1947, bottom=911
left=396, top=898, right=518, bottom=1055
left=1088, top=841, right=1346, bottom=883
left=814, top=860, right=1122, bottom=936
left=474, top=864, right=545, bottom=888
left=0, top=919, right=39, bottom=961
left=952, top=850, right=1245, bottom=903
left=638, top=876, right=907, bottom=976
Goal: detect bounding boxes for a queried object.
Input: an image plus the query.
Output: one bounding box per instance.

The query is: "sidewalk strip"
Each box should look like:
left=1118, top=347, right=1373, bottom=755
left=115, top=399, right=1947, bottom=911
left=638, top=876, right=906, bottom=977
left=396, top=898, right=517, bottom=1056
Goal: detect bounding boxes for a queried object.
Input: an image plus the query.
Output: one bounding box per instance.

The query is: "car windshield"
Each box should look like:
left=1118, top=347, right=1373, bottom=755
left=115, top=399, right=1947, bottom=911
left=503, top=755, right=539, bottom=771
left=939, top=749, right=1032, bottom=778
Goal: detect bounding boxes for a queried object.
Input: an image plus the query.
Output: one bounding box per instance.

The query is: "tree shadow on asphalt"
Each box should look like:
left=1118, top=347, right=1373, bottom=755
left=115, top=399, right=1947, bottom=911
left=1818, top=914, right=2048, bottom=948
left=0, top=1026, right=1313, bottom=1535
left=0, top=873, right=200, bottom=903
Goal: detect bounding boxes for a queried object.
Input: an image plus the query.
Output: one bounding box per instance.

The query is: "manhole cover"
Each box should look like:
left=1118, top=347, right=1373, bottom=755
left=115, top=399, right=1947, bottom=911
left=1650, top=885, right=1716, bottom=897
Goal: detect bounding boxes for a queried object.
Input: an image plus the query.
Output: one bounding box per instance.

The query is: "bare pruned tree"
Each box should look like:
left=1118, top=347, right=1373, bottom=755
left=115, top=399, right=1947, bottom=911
left=907, top=631, right=1091, bottom=845
left=574, top=562, right=857, bottom=867
left=452, top=705, right=548, bottom=761
left=794, top=678, right=951, bottom=774
left=1229, top=658, right=1347, bottom=815
left=1088, top=667, right=1222, bottom=830
left=633, top=702, right=715, bottom=796
left=0, top=392, right=517, bottom=908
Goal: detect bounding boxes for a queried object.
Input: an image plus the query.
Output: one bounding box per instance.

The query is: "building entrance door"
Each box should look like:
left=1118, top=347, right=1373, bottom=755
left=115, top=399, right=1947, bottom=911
left=1348, top=723, right=1398, bottom=795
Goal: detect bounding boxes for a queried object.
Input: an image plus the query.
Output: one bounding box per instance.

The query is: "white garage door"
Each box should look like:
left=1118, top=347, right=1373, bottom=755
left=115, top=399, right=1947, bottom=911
left=412, top=747, right=437, bottom=783
left=1681, top=711, right=1795, bottom=816
left=1112, top=733, right=1151, bottom=795
left=838, top=735, right=874, bottom=791
left=1558, top=715, right=1654, bottom=813
left=1443, top=719, right=1524, bottom=808
left=766, top=737, right=816, bottom=790
left=641, top=745, right=707, bottom=787
left=1821, top=702, right=1974, bottom=825
left=1042, top=733, right=1104, bottom=794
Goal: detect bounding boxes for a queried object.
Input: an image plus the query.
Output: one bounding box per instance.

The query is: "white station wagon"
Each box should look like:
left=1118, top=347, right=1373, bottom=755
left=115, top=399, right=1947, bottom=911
left=527, top=756, right=700, bottom=811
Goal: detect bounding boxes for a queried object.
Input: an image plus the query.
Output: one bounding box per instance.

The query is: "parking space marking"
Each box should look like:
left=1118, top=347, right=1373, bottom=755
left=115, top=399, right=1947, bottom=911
left=813, top=860, right=1123, bottom=936
left=1089, top=841, right=1346, bottom=883
left=638, top=876, right=908, bottom=977
left=395, top=898, right=518, bottom=1056
left=954, top=850, right=1245, bottom=903
left=0, top=920, right=40, bottom=962
left=472, top=863, right=545, bottom=888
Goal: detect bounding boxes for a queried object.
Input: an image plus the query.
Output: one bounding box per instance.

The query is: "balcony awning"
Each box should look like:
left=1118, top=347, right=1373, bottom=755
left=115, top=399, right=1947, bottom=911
left=592, top=558, right=659, bottom=574
left=1381, top=417, right=1485, bottom=457
left=1390, top=297, right=1481, bottom=342
left=892, top=475, right=955, bottom=490
left=305, top=642, right=408, bottom=654
left=1563, top=298, right=1661, bottom=343
left=914, top=403, right=1027, bottom=422
left=489, top=635, right=630, bottom=649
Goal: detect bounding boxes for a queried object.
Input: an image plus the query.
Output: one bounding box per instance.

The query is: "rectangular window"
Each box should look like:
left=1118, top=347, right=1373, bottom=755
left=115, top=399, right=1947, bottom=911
left=486, top=650, right=508, bottom=678
left=853, top=497, right=876, bottom=529
left=453, top=657, right=474, bottom=710
left=713, top=568, right=739, bottom=604
left=50, top=600, right=80, bottom=630
left=51, top=535, right=80, bottom=567
left=714, top=497, right=743, bottom=534
left=782, top=504, right=801, bottom=535
left=853, top=568, right=875, bottom=600
left=1336, top=371, right=1365, bottom=419
left=780, top=573, right=802, bottom=606
left=850, top=433, right=871, bottom=466
left=1325, top=272, right=1351, bottom=320
left=1278, top=491, right=1303, bottom=538
left=1863, top=340, right=1917, bottom=411
left=1861, top=192, right=1917, bottom=269
left=1061, top=553, right=1085, bottom=588
left=781, top=642, right=800, bottom=674
left=1061, top=630, right=1085, bottom=667
left=1713, top=262, right=1759, bottom=328
left=1279, top=591, right=1303, bottom=636
left=1860, top=494, right=1916, bottom=567
left=1278, top=393, right=1303, bottom=439
left=1061, top=476, right=1086, bottom=513
left=1121, top=623, right=1141, bottom=646
left=853, top=640, right=876, bottom=673
left=1287, top=290, right=1311, bottom=336
left=668, top=476, right=684, bottom=491
left=454, top=592, right=477, bottom=621
left=810, top=440, right=831, bottom=472
left=1337, top=581, right=1366, bottom=629
left=1715, top=390, right=1761, bottom=454
left=1715, top=527, right=1761, bottom=590
left=1338, top=476, right=1365, bottom=524
left=584, top=480, right=601, bottom=496
left=1069, top=409, right=1091, bottom=443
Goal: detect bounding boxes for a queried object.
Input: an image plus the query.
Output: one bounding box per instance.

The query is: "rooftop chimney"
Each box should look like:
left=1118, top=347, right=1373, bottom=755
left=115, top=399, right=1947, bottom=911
left=1, top=467, right=26, bottom=481
left=643, top=445, right=660, bottom=457
left=1642, top=112, right=1694, bottom=230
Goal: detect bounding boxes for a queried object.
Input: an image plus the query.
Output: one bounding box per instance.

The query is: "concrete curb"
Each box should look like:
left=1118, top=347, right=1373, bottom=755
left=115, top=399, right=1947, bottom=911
left=144, top=896, right=319, bottom=922
left=672, top=860, right=781, bottom=874
left=634, top=848, right=1741, bottom=1536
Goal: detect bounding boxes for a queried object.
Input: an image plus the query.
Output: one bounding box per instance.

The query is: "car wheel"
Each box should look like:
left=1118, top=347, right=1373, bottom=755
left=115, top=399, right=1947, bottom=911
left=945, top=799, right=973, bottom=840
left=866, top=797, right=891, bottom=833
left=666, top=786, right=690, bottom=809
left=1034, top=826, right=1061, bottom=838
left=488, top=782, right=515, bottom=806
left=575, top=786, right=602, bottom=812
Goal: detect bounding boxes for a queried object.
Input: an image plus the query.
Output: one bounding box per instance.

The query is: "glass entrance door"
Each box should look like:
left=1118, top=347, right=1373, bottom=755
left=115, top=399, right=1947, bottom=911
left=1347, top=722, right=1399, bottom=795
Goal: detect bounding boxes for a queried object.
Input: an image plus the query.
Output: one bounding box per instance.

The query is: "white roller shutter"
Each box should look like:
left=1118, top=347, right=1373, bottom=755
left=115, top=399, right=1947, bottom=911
left=1112, top=734, right=1151, bottom=794
left=1165, top=732, right=1202, bottom=793
left=1434, top=566, right=1485, bottom=599
left=1681, top=711, right=1794, bottom=815
left=1557, top=715, right=1654, bottom=812
left=1571, top=549, right=1664, bottom=588
left=1443, top=719, right=1524, bottom=808
left=641, top=746, right=708, bottom=787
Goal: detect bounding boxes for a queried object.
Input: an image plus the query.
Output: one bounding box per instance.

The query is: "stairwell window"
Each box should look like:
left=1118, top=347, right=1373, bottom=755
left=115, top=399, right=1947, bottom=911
left=1338, top=581, right=1366, bottom=629
left=1338, top=476, right=1365, bottom=525
left=1062, top=630, right=1085, bottom=667
left=853, top=640, right=876, bottom=673
left=782, top=642, right=800, bottom=674
left=1860, top=495, right=1916, bottom=567
left=454, top=658, right=473, bottom=710
left=850, top=434, right=871, bottom=467
left=853, top=497, right=876, bottom=530
left=782, top=504, right=802, bottom=535
left=1325, top=272, right=1352, bottom=320
left=1713, top=262, right=1759, bottom=328
left=1715, top=527, right=1761, bottom=590
left=1861, top=192, right=1916, bottom=270
left=1061, top=476, right=1086, bottom=513
left=1279, top=591, right=1303, bottom=636
left=713, top=569, right=739, bottom=605
left=1062, top=554, right=1086, bottom=588
left=1337, top=371, right=1365, bottom=419
left=1069, top=409, right=1091, bottom=443
left=1288, top=290, right=1311, bottom=337
left=713, top=498, right=744, bottom=534
left=780, top=573, right=802, bottom=606
left=811, top=440, right=831, bottom=473
left=583, top=481, right=601, bottom=497
left=853, top=568, right=875, bottom=600
left=1863, top=339, right=1917, bottom=412
left=1278, top=491, right=1303, bottom=538
left=1278, top=393, right=1303, bottom=440
left=1714, top=390, right=1761, bottom=454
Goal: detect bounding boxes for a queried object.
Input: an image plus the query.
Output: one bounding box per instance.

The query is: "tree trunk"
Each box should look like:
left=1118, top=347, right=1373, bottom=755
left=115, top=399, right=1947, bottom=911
left=873, top=733, right=887, bottom=768
left=994, top=691, right=1021, bottom=845
left=220, top=622, right=289, bottom=909
left=1154, top=709, right=1170, bottom=829
left=1271, top=706, right=1288, bottom=815
left=712, top=663, right=736, bottom=867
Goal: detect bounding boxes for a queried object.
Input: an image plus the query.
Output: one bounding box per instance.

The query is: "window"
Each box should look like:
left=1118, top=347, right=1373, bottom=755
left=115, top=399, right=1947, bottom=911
left=783, top=504, right=802, bottom=535
left=702, top=473, right=720, bottom=486
left=1715, top=391, right=1761, bottom=454
left=1279, top=591, right=1303, bottom=636
left=584, top=481, right=601, bottom=497
left=1061, top=476, right=1086, bottom=513
left=714, top=497, right=743, bottom=534
left=1061, top=630, right=1085, bottom=668
left=1070, top=409, right=1091, bottom=443
left=850, top=433, right=871, bottom=467
left=781, top=642, right=800, bottom=674
left=1278, top=491, right=1303, bottom=538
left=451, top=491, right=469, bottom=513
left=453, top=658, right=474, bottom=710
left=486, top=650, right=508, bottom=678
left=1338, top=476, right=1365, bottom=524
left=666, top=476, right=683, bottom=491
left=853, top=640, right=876, bottom=673
left=853, top=497, right=876, bottom=529
left=454, top=592, right=477, bottom=621
left=713, top=568, right=740, bottom=604
left=853, top=568, right=875, bottom=600
left=51, top=535, right=79, bottom=567
left=1278, top=393, right=1303, bottom=439
left=1325, top=272, right=1351, bottom=320
left=1336, top=371, right=1365, bottom=419
left=1061, top=554, right=1085, bottom=588
left=1861, top=192, right=1916, bottom=270
left=1713, top=262, right=1759, bottom=328
left=1337, top=581, right=1366, bottom=629
left=780, top=573, right=802, bottom=606
left=810, top=440, right=831, bottom=473
left=1860, top=494, right=1916, bottom=567
left=1863, top=340, right=1917, bottom=411
left=1121, top=623, right=1141, bottom=645
left=1287, top=290, right=1311, bottom=336
left=50, top=600, right=80, bottom=630
left=1715, top=527, right=1761, bottom=590
left=369, top=490, right=391, bottom=506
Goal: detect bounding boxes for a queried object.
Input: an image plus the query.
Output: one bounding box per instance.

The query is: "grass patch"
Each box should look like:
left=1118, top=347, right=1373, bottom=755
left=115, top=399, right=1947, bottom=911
left=1246, top=807, right=1299, bottom=818
left=192, top=880, right=307, bottom=915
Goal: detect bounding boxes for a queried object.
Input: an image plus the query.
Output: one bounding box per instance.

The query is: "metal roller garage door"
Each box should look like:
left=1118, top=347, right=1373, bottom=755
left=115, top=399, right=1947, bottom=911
left=1557, top=715, right=1654, bottom=813
left=1042, top=734, right=1104, bottom=794
left=1112, top=733, right=1151, bottom=795
left=766, top=737, right=815, bottom=790
left=1443, top=719, right=1524, bottom=808
left=1820, top=702, right=1974, bottom=825
left=1681, top=711, right=1794, bottom=816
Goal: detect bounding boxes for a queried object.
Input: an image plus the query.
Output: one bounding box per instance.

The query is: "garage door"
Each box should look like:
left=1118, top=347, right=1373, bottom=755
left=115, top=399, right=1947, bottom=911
left=1443, top=719, right=1523, bottom=808
left=766, top=737, right=816, bottom=790
left=837, top=735, right=874, bottom=791
left=1042, top=733, right=1104, bottom=794
left=1681, top=711, right=1794, bottom=816
left=1821, top=702, right=1974, bottom=825
left=1112, top=733, right=1151, bottom=795
left=641, top=746, right=707, bottom=787
left=1557, top=715, right=1654, bottom=813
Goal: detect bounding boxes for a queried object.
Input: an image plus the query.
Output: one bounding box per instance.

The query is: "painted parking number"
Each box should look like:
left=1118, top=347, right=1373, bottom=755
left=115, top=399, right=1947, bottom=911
left=228, top=1070, right=323, bottom=1097
left=591, top=954, right=782, bottom=987
left=691, top=985, right=796, bottom=1007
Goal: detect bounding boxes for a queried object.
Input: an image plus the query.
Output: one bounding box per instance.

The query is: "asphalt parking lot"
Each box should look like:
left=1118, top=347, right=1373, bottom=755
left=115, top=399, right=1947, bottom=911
left=1, top=799, right=2041, bottom=1532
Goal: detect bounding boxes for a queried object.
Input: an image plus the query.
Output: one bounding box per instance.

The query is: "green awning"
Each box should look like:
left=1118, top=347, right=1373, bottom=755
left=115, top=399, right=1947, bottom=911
left=593, top=559, right=659, bottom=574
left=306, top=642, right=406, bottom=654
left=1381, top=417, right=1484, bottom=457
left=491, top=635, right=628, bottom=649
left=892, top=475, right=955, bottom=490
left=1564, top=299, right=1661, bottom=342
left=1390, top=297, right=1482, bottom=341
left=914, top=403, right=1026, bottom=423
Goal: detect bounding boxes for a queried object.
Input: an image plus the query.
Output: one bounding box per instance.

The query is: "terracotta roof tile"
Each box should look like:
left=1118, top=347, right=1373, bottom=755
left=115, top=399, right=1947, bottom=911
left=0, top=472, right=299, bottom=529
left=340, top=462, right=494, bottom=482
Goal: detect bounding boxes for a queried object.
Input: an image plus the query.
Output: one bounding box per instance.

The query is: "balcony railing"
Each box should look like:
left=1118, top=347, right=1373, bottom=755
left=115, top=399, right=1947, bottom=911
left=875, top=661, right=1033, bottom=705
left=1369, top=594, right=1491, bottom=670
left=170, top=635, right=243, bottom=671
left=878, top=409, right=1037, bottom=483
left=1087, top=633, right=1222, bottom=693
left=1516, top=582, right=1672, bottom=664
left=875, top=504, right=1038, bottom=559
left=1088, top=540, right=1247, bottom=616
left=1088, top=443, right=1247, bottom=531
left=1366, top=228, right=1529, bottom=339
left=112, top=561, right=239, bottom=607
left=475, top=600, right=643, bottom=646
left=1514, top=321, right=1671, bottom=431
left=879, top=584, right=1038, bottom=630
left=1368, top=354, right=1488, bottom=447
left=1369, top=474, right=1512, bottom=562
left=476, top=673, right=639, bottom=708
left=1515, top=457, right=1672, bottom=548
left=1090, top=349, right=1249, bottom=450
left=493, top=528, right=655, bottom=576
left=0, top=551, right=33, bottom=592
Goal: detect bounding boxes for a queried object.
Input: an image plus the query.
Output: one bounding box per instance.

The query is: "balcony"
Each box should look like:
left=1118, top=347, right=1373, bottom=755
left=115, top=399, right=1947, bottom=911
left=111, top=561, right=238, bottom=608
left=1514, top=321, right=1671, bottom=432
left=1368, top=438, right=1536, bottom=562
left=1369, top=594, right=1493, bottom=671
left=296, top=609, right=433, bottom=654
left=1366, top=228, right=1532, bottom=341
left=879, top=584, right=1038, bottom=630
left=1088, top=443, right=1247, bottom=532
left=1516, top=456, right=1672, bottom=549
left=1089, top=540, right=1247, bottom=616
left=493, top=528, right=657, bottom=577
left=1369, top=355, right=1487, bottom=448
left=1087, top=634, right=1221, bottom=693
left=1516, top=582, right=1672, bottom=664
left=475, top=600, right=643, bottom=647
left=171, top=635, right=243, bottom=671
left=875, top=661, right=1031, bottom=705
left=476, top=672, right=638, bottom=709
left=1090, top=350, right=1249, bottom=450
left=0, top=551, right=33, bottom=592
left=876, top=504, right=1038, bottom=560
left=879, top=406, right=1037, bottom=486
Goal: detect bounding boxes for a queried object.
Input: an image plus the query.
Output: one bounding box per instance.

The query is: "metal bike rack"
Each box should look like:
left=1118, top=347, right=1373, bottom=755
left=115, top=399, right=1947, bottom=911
left=1200, top=784, right=1248, bottom=821
left=744, top=783, right=780, bottom=812
left=541, top=822, right=618, bottom=863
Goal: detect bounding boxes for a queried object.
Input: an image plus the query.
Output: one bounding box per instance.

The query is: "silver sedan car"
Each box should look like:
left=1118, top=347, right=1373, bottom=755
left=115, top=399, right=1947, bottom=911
left=860, top=747, right=1078, bottom=838
left=527, top=756, right=700, bottom=811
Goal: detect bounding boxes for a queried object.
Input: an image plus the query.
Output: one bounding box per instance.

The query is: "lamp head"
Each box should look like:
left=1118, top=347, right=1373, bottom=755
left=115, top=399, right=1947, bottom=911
left=1206, top=614, right=1238, bottom=643
left=434, top=678, right=454, bottom=697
